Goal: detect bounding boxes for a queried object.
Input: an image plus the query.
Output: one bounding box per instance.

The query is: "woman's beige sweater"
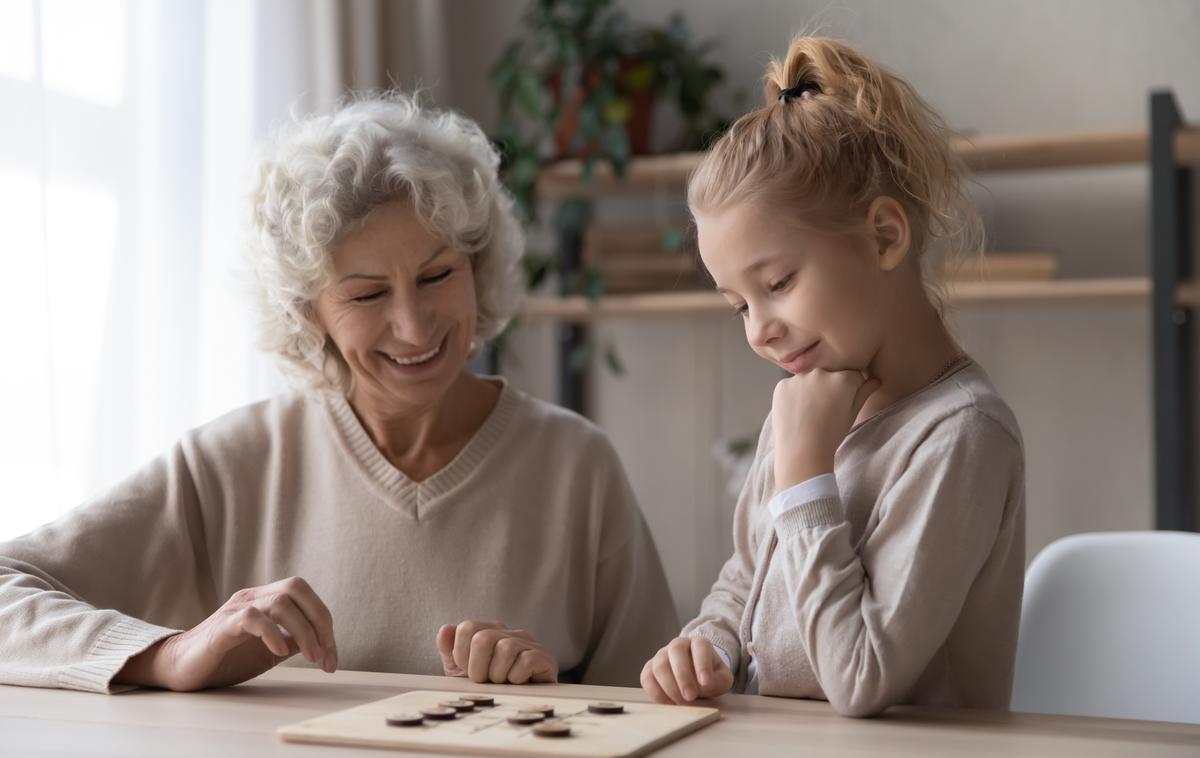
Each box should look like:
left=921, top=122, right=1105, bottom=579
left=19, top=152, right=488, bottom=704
left=0, top=381, right=679, bottom=692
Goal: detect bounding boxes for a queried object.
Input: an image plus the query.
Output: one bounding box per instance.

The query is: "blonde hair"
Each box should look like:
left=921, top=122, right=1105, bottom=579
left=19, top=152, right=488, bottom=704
left=688, top=36, right=981, bottom=312
left=246, top=91, right=524, bottom=393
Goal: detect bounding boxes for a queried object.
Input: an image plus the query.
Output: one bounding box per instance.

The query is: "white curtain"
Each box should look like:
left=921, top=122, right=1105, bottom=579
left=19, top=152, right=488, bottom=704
left=0, top=0, right=444, bottom=540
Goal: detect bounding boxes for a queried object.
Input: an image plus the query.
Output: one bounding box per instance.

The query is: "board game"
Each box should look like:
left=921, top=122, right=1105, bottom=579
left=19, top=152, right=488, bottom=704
left=277, top=689, right=720, bottom=757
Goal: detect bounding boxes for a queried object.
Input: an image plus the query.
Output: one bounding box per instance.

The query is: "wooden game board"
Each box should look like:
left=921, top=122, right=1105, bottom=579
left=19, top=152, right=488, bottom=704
left=277, top=689, right=721, bottom=757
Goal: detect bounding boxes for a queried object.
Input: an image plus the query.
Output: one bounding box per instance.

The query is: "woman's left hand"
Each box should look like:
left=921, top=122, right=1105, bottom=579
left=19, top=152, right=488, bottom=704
left=436, top=620, right=559, bottom=684
left=772, top=370, right=880, bottom=490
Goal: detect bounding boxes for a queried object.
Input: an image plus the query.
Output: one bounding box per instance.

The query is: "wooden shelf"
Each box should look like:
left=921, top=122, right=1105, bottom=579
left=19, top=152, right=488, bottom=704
left=537, top=127, right=1200, bottom=199
left=518, top=278, right=1200, bottom=322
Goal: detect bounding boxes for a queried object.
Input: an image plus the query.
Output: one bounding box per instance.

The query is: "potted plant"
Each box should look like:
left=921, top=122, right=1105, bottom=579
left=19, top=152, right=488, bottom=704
left=491, top=0, right=732, bottom=224
left=489, top=0, right=735, bottom=377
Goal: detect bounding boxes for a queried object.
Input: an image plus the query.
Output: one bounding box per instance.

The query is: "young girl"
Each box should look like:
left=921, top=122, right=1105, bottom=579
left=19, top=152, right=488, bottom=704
left=640, top=36, right=1026, bottom=717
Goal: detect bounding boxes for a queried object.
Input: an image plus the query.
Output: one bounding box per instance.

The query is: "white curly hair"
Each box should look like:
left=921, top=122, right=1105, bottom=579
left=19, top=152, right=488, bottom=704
left=246, top=91, right=525, bottom=393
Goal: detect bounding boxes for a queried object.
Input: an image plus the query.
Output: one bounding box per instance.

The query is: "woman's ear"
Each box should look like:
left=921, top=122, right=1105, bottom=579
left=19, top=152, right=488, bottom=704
left=866, top=196, right=911, bottom=272
left=305, top=300, right=327, bottom=335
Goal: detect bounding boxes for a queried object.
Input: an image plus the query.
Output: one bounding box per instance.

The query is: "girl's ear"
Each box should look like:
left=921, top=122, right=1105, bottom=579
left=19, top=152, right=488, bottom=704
left=866, top=196, right=911, bottom=272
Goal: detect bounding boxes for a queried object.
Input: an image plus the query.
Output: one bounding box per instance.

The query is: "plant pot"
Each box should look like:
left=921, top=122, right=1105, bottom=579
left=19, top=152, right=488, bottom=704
left=549, top=59, right=657, bottom=159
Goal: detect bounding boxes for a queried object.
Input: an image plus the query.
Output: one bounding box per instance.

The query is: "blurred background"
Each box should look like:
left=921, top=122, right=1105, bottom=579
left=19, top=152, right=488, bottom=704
left=2, top=0, right=1198, bottom=622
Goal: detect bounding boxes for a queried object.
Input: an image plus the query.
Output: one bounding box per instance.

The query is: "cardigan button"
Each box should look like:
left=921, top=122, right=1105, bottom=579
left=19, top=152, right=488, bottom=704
left=746, top=642, right=757, bottom=656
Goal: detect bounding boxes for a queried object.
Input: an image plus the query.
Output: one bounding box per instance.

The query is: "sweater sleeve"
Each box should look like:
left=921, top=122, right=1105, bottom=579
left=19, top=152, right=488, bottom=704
left=574, top=437, right=680, bottom=687
left=771, top=409, right=1022, bottom=717
left=680, top=416, right=774, bottom=675
left=0, top=441, right=218, bottom=693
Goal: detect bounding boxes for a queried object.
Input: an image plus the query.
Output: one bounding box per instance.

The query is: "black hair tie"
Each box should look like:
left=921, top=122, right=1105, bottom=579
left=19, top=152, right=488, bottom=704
left=778, top=80, right=821, bottom=103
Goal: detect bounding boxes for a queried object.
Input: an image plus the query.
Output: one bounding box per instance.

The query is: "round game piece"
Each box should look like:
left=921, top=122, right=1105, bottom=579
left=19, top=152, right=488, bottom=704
left=420, top=706, right=458, bottom=721
left=526, top=704, right=555, bottom=717
left=438, top=699, right=476, bottom=713
left=507, top=711, right=547, bottom=725
left=384, top=712, right=424, bottom=727
left=532, top=721, right=572, bottom=738
left=462, top=694, right=495, bottom=707
left=588, top=702, right=625, bottom=715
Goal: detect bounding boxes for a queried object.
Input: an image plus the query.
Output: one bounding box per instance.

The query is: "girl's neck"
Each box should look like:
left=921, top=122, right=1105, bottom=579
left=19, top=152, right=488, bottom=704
left=857, top=289, right=963, bottom=425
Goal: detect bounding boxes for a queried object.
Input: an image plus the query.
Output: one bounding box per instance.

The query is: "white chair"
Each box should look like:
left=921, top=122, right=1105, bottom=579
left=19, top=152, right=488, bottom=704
left=1011, top=531, right=1200, bottom=723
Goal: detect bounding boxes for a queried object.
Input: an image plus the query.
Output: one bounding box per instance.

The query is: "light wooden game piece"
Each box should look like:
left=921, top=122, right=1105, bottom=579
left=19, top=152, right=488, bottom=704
left=587, top=702, right=625, bottom=715
left=526, top=704, right=555, bottom=717
left=462, top=694, right=495, bottom=707
left=439, top=699, right=476, bottom=713
left=532, top=721, right=571, bottom=738
left=420, top=706, right=457, bottom=721
left=507, top=711, right=547, bottom=725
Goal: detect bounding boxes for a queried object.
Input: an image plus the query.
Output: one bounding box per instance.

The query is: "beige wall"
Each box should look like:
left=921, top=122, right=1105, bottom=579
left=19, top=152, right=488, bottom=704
left=433, top=0, right=1200, bottom=620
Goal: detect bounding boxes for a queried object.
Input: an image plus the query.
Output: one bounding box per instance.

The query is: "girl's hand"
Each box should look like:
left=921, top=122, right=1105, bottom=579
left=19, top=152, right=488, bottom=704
left=641, top=637, right=733, bottom=704
left=116, top=576, right=338, bottom=691
left=772, top=370, right=881, bottom=489
left=436, top=620, right=559, bottom=684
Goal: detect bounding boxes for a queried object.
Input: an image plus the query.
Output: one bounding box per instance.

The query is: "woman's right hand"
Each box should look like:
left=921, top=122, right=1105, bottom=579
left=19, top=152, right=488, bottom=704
left=115, top=576, right=338, bottom=691
left=641, top=636, right=733, bottom=704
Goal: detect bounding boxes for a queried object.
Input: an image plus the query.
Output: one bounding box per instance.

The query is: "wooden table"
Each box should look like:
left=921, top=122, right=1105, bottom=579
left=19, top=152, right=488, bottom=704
left=2, top=667, right=1198, bottom=757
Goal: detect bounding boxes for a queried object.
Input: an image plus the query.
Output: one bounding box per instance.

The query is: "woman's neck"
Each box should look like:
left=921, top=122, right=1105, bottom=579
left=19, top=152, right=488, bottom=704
left=347, top=371, right=502, bottom=481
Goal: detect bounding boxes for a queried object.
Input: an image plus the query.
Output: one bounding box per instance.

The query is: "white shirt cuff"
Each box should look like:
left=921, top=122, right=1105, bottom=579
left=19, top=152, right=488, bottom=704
left=713, top=645, right=733, bottom=673
left=768, top=473, right=838, bottom=519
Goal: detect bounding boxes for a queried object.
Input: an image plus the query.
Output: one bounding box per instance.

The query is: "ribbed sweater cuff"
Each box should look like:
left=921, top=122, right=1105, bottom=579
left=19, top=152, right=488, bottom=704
left=773, top=495, right=845, bottom=535
left=59, top=616, right=180, bottom=694
left=686, top=627, right=740, bottom=675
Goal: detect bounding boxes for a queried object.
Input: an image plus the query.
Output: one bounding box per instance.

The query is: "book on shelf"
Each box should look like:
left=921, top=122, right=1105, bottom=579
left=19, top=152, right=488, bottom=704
left=946, top=252, right=1058, bottom=281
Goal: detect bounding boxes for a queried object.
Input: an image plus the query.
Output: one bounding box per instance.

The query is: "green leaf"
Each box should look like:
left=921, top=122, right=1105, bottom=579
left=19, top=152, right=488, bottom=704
left=620, top=62, right=656, bottom=92
left=522, top=252, right=553, bottom=291
left=575, top=101, right=601, bottom=151
left=603, top=97, right=631, bottom=125
left=603, top=343, right=625, bottom=375
left=514, top=72, right=546, bottom=118
left=510, top=153, right=540, bottom=188
left=661, top=227, right=684, bottom=252
left=552, top=197, right=593, bottom=235
left=568, top=341, right=593, bottom=374
left=584, top=268, right=605, bottom=301
left=603, top=124, right=630, bottom=175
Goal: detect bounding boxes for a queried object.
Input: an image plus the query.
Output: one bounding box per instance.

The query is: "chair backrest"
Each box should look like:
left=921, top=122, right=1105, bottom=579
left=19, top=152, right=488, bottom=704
left=1011, top=531, right=1200, bottom=724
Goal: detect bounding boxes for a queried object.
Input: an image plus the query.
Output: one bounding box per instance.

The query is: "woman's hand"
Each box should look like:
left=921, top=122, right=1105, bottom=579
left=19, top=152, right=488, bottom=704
left=116, top=576, right=337, bottom=691
left=772, top=370, right=880, bottom=489
left=436, top=620, right=558, bottom=684
left=641, top=637, right=733, bottom=704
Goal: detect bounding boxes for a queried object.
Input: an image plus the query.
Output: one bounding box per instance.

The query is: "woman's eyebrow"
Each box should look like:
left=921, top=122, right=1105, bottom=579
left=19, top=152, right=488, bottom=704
left=337, top=273, right=387, bottom=284
left=336, top=246, right=450, bottom=283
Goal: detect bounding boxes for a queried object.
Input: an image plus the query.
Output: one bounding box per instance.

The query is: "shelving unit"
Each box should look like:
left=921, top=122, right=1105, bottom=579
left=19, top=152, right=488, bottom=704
left=516, top=90, right=1199, bottom=531
left=521, top=278, right=1200, bottom=321
left=536, top=126, right=1200, bottom=197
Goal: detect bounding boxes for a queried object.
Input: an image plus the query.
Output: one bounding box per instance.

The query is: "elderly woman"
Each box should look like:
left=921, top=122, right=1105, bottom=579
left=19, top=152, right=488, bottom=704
left=0, top=93, right=678, bottom=693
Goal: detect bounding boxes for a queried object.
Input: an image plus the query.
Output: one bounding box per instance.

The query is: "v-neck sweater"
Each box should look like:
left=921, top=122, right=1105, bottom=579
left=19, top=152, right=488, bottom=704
left=0, top=380, right=679, bottom=692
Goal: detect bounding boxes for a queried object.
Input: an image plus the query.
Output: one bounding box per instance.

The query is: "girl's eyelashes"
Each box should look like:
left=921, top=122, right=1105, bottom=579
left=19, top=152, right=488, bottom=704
left=769, top=272, right=795, bottom=292
left=727, top=271, right=793, bottom=316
